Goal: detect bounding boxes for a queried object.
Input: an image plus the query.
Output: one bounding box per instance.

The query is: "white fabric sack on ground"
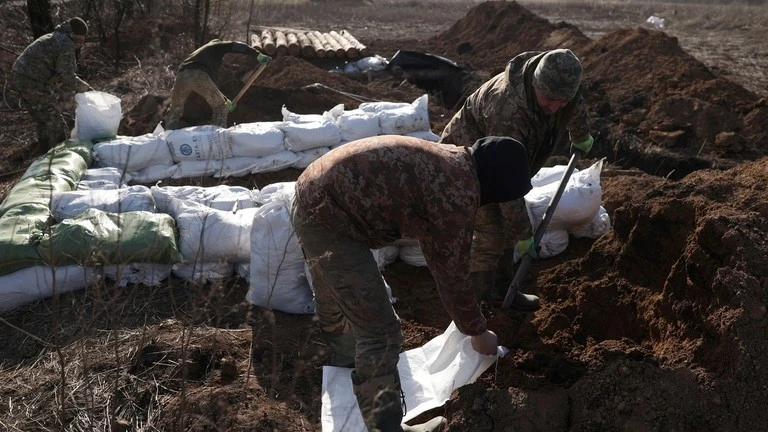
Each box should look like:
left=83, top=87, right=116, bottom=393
left=292, top=147, right=331, bottom=169
left=72, top=91, right=122, bottom=142
left=246, top=150, right=301, bottom=174
left=128, top=164, right=179, bottom=183
left=227, top=122, right=285, bottom=157
left=569, top=205, right=612, bottom=238
left=525, top=159, right=604, bottom=232
left=51, top=185, right=157, bottom=222
left=172, top=159, right=224, bottom=179
left=372, top=245, right=400, bottom=269
left=94, top=133, right=173, bottom=172
left=530, top=164, right=575, bottom=188
left=256, top=181, right=296, bottom=206
left=325, top=105, right=381, bottom=142
left=396, top=238, right=427, bottom=267
left=172, top=261, right=235, bottom=284
left=378, top=94, right=430, bottom=135
left=78, top=167, right=128, bottom=189
left=358, top=100, right=410, bottom=113
left=282, top=106, right=326, bottom=123
left=321, top=321, right=507, bottom=431
left=247, top=199, right=315, bottom=315
left=0, top=266, right=100, bottom=313
left=152, top=184, right=259, bottom=213
left=164, top=125, right=232, bottom=162
left=406, top=130, right=440, bottom=142
left=281, top=119, right=342, bottom=151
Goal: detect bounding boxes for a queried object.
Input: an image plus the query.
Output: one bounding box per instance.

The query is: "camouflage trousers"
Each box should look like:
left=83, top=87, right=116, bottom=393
left=164, top=69, right=228, bottom=130
left=14, top=73, right=68, bottom=153
left=470, top=197, right=531, bottom=273
left=291, top=202, right=403, bottom=381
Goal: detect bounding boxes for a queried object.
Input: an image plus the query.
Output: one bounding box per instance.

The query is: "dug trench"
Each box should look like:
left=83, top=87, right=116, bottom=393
left=2, top=1, right=767, bottom=431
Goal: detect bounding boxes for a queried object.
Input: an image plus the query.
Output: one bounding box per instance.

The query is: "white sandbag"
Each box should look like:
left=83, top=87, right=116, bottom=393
left=281, top=119, right=342, bottom=151
left=72, top=91, right=122, bottom=142
left=396, top=238, right=427, bottom=267
left=94, top=133, right=173, bottom=171
left=569, top=206, right=612, bottom=239
left=164, top=125, right=232, bottom=162
left=0, top=266, right=100, bottom=313
left=257, top=181, right=295, bottom=207
left=514, top=230, right=571, bottom=262
left=51, top=185, right=157, bottom=222
left=215, top=156, right=269, bottom=178
left=292, top=147, right=331, bottom=169
left=172, top=262, right=235, bottom=283
left=525, top=159, right=603, bottom=232
left=530, top=164, right=575, bottom=188
left=247, top=200, right=314, bottom=315
left=101, top=263, right=172, bottom=287
left=378, top=94, right=430, bottom=135
left=151, top=184, right=258, bottom=213
left=76, top=179, right=120, bottom=190
left=172, top=159, right=224, bottom=179
left=128, top=164, right=179, bottom=183
left=79, top=167, right=128, bottom=188
left=227, top=122, right=286, bottom=157
left=372, top=245, right=400, bottom=270
left=248, top=150, right=301, bottom=174
left=170, top=198, right=258, bottom=264
left=282, top=106, right=325, bottom=123
left=325, top=106, right=381, bottom=142
left=406, top=130, right=440, bottom=142
left=358, top=100, right=410, bottom=113
left=321, top=321, right=506, bottom=431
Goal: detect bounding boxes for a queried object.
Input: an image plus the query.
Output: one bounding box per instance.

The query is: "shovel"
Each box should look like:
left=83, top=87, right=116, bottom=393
left=232, top=63, right=269, bottom=106
left=501, top=150, right=582, bottom=309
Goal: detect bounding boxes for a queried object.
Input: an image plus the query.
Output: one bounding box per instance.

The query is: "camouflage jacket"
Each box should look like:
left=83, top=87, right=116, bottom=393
left=178, top=40, right=258, bottom=80
left=295, top=135, right=487, bottom=336
left=12, top=20, right=91, bottom=93
left=440, top=51, right=591, bottom=176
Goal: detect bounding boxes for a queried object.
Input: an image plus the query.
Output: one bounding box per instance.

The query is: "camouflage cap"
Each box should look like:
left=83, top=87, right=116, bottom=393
left=69, top=17, right=88, bottom=36
left=533, top=49, right=582, bottom=101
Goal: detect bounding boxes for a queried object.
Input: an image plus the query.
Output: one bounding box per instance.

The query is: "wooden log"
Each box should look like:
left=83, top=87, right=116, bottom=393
left=260, top=29, right=276, bottom=56
left=313, top=31, right=336, bottom=58
left=329, top=30, right=359, bottom=59
left=320, top=32, right=346, bottom=58
left=341, top=30, right=370, bottom=57
left=285, top=32, right=301, bottom=56
left=305, top=31, right=326, bottom=58
left=249, top=33, right=263, bottom=52
left=296, top=32, right=316, bottom=58
left=274, top=30, right=289, bottom=56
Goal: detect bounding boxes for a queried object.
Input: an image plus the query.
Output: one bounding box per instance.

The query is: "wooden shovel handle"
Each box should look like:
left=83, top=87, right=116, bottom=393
left=232, top=63, right=268, bottom=105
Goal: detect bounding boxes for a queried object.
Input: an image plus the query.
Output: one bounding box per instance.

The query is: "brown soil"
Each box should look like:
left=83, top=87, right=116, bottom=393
left=1, top=1, right=767, bottom=431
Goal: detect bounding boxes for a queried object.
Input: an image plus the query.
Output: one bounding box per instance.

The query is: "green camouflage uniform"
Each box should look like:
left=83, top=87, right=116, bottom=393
left=440, top=51, right=591, bottom=272
left=12, top=20, right=91, bottom=153
left=165, top=40, right=259, bottom=130
left=292, top=135, right=486, bottom=431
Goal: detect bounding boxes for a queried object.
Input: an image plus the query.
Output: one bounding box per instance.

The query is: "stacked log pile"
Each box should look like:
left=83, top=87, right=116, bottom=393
left=250, top=27, right=370, bottom=60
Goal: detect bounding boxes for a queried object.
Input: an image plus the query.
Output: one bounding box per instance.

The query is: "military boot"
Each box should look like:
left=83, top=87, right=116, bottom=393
left=321, top=330, right=356, bottom=368
left=504, top=289, right=541, bottom=312
left=470, top=269, right=496, bottom=302
left=352, top=370, right=446, bottom=432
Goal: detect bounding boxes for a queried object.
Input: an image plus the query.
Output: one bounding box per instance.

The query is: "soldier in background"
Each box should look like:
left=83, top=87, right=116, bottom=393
left=292, top=134, right=532, bottom=432
left=439, top=48, right=594, bottom=309
left=164, top=39, right=271, bottom=130
left=12, top=17, right=93, bottom=155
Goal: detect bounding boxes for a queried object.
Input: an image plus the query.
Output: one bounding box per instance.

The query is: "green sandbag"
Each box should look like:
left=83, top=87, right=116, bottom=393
left=37, top=208, right=182, bottom=267
left=0, top=203, right=52, bottom=275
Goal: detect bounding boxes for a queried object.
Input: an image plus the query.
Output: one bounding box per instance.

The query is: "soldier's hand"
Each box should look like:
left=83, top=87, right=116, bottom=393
left=470, top=330, right=498, bottom=355
left=571, top=134, right=594, bottom=155
left=515, top=236, right=537, bottom=259
left=225, top=98, right=236, bottom=112
left=256, top=52, right=272, bottom=64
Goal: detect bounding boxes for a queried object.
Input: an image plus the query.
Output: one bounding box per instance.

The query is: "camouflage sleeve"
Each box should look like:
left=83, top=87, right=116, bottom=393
left=56, top=48, right=90, bottom=93
left=500, top=197, right=532, bottom=244
left=418, top=215, right=487, bottom=336
left=567, top=93, right=591, bottom=143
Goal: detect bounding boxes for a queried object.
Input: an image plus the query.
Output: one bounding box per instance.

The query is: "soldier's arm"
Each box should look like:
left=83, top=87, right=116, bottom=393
left=567, top=93, right=591, bottom=143
left=56, top=49, right=91, bottom=93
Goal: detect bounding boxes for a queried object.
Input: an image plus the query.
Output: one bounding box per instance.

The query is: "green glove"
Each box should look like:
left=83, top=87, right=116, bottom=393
left=256, top=52, right=272, bottom=64
left=225, top=98, right=236, bottom=112
left=571, top=134, right=594, bottom=155
left=515, top=236, right=538, bottom=259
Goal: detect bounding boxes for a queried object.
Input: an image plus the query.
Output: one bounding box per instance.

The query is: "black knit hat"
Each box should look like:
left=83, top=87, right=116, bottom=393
left=472, top=136, right=532, bottom=206
left=69, top=17, right=88, bottom=36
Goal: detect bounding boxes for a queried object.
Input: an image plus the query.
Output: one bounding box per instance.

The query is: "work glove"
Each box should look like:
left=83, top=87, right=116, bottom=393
left=225, top=98, right=236, bottom=112
left=256, top=52, right=272, bottom=64
left=515, top=236, right=538, bottom=260
left=571, top=134, right=594, bottom=155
